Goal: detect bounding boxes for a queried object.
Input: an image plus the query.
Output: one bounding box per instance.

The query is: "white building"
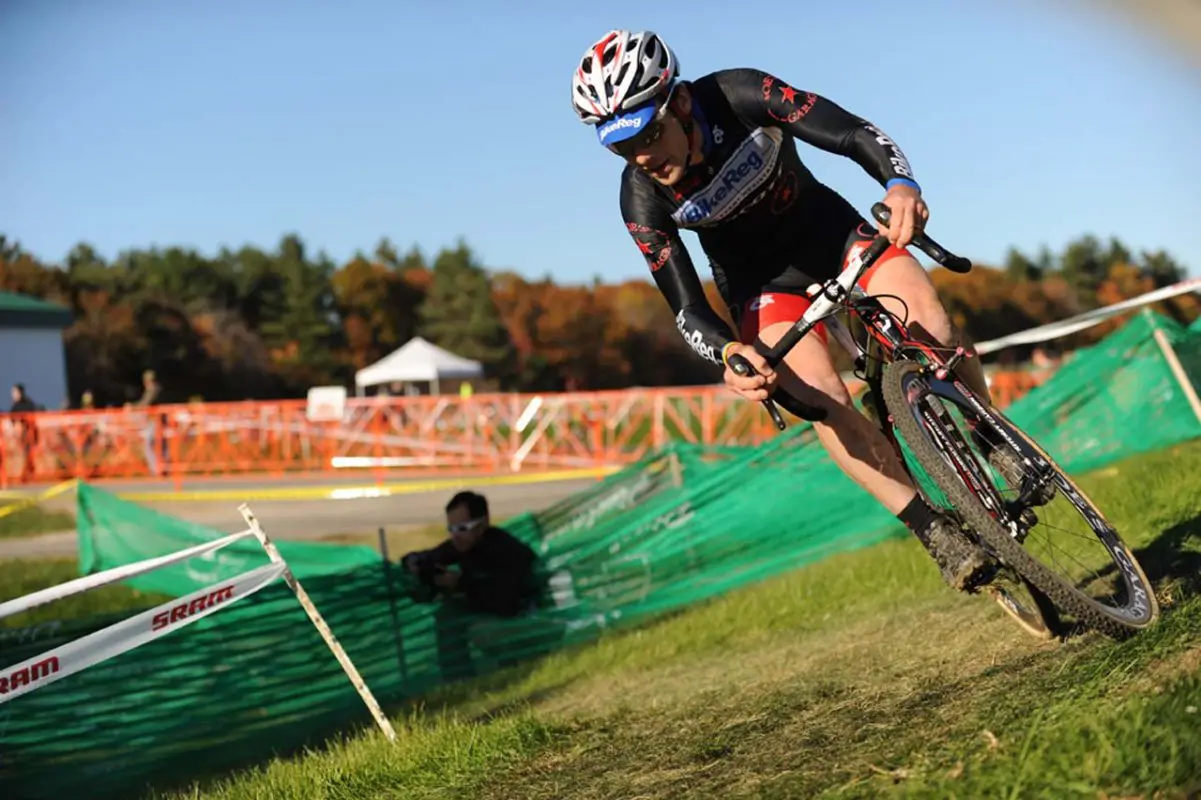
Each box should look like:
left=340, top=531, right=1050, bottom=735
left=0, top=291, right=72, bottom=410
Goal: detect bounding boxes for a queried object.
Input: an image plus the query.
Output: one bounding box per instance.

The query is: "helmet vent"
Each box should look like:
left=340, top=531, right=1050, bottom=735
left=614, top=62, right=630, bottom=88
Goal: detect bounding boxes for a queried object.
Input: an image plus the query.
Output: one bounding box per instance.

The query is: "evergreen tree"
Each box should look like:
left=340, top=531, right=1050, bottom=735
left=418, top=239, right=515, bottom=384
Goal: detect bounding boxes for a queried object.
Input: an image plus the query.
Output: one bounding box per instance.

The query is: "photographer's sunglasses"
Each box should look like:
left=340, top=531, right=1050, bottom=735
left=448, top=516, right=485, bottom=534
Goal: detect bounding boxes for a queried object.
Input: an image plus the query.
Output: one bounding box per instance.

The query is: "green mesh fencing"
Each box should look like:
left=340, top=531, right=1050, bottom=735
left=75, top=484, right=382, bottom=596
left=1, top=310, right=1199, bottom=800
left=1001, top=309, right=1201, bottom=474
left=1, top=430, right=904, bottom=799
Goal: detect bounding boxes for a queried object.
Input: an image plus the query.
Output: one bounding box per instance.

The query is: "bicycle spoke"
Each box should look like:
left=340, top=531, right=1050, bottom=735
left=881, top=359, right=1158, bottom=636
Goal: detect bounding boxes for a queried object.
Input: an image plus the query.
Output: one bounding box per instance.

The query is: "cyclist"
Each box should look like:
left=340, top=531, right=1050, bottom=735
left=570, top=29, right=1009, bottom=592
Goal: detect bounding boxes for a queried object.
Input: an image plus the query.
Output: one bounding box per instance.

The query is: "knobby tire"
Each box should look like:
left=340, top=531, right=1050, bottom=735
left=880, top=360, right=1159, bottom=639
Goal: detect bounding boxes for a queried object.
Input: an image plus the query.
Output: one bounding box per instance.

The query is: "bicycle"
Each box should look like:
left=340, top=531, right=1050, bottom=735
left=726, top=203, right=1159, bottom=640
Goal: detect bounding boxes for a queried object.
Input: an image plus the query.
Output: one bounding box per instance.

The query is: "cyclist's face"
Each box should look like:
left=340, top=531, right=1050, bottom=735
left=632, top=114, right=688, bottom=185
left=610, top=92, right=691, bottom=185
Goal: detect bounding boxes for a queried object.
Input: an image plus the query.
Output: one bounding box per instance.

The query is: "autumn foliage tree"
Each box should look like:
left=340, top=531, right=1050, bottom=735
left=0, top=228, right=1193, bottom=408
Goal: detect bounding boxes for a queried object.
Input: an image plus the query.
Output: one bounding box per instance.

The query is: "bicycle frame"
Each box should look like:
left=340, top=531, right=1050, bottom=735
left=727, top=201, right=973, bottom=430
left=727, top=206, right=1158, bottom=638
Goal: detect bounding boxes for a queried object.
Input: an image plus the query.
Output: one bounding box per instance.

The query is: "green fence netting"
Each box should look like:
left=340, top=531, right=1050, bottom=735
left=76, top=489, right=383, bottom=596
left=1, top=309, right=1199, bottom=799
left=1000, top=309, right=1201, bottom=474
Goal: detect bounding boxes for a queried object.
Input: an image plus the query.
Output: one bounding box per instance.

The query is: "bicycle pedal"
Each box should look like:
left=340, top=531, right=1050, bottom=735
left=1018, top=508, right=1037, bottom=534
left=1005, top=508, right=1037, bottom=543
left=966, top=558, right=1002, bottom=593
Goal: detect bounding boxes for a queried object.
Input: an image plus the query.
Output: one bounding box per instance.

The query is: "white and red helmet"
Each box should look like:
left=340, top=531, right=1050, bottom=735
left=571, top=30, right=679, bottom=146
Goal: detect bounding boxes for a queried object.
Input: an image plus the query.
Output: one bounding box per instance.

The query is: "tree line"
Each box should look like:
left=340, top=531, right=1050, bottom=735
left=0, top=231, right=1194, bottom=408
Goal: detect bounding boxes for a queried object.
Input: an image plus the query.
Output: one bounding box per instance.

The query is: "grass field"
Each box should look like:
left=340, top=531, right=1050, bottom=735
left=319, top=521, right=448, bottom=556
left=0, top=558, right=170, bottom=628
left=0, top=502, right=74, bottom=540
left=132, top=439, right=1201, bottom=800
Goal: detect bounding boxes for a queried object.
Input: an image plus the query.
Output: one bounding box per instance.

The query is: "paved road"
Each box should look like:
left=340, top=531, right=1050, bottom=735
left=1, top=468, right=610, bottom=497
left=0, top=475, right=601, bottom=560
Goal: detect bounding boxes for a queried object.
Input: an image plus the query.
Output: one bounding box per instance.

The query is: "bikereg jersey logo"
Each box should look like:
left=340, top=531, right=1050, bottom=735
left=863, top=124, right=914, bottom=180
left=671, top=127, right=783, bottom=228
left=598, top=116, right=642, bottom=140
left=676, top=310, right=720, bottom=364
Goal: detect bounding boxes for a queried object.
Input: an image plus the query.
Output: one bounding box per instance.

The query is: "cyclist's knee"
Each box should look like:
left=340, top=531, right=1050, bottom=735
left=869, top=255, right=954, bottom=343
left=752, top=321, right=852, bottom=411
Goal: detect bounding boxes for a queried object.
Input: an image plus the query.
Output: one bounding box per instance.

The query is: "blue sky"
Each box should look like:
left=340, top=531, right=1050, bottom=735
left=3, top=0, right=1199, bottom=286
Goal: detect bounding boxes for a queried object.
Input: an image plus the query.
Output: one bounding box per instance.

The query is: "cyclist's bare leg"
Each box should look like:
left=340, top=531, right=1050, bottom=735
left=753, top=293, right=994, bottom=590
left=865, top=253, right=992, bottom=404
left=867, top=252, right=1043, bottom=502
left=752, top=320, right=917, bottom=514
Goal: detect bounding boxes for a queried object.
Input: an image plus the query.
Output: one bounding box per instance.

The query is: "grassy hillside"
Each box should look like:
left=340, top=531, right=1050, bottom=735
left=0, top=558, right=171, bottom=629
left=0, top=502, right=74, bottom=539
left=153, top=440, right=1201, bottom=799
left=63, top=439, right=1199, bottom=799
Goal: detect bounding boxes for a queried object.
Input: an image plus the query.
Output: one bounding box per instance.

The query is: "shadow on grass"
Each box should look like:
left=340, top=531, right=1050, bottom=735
left=1130, top=514, right=1201, bottom=599
left=1043, top=513, right=1201, bottom=642
left=405, top=604, right=697, bottom=725
left=1081, top=513, right=1201, bottom=611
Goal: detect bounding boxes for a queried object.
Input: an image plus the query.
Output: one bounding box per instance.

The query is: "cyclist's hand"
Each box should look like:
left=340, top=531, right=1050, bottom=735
left=879, top=183, right=928, bottom=249
left=722, top=342, right=777, bottom=401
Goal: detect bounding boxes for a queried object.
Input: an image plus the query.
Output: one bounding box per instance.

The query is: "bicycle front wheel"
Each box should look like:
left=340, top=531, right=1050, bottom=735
left=880, top=360, right=1159, bottom=638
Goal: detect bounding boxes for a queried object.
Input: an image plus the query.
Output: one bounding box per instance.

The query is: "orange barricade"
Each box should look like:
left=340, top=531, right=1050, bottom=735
left=986, top=370, right=1050, bottom=409
left=0, top=371, right=1052, bottom=488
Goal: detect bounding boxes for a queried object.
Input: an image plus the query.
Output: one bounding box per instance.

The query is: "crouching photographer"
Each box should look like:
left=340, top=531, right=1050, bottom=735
left=398, top=490, right=541, bottom=680
left=400, top=490, right=539, bottom=617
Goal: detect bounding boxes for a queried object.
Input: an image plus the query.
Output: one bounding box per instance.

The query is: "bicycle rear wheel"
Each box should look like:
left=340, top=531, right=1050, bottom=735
left=880, top=360, right=1158, bottom=638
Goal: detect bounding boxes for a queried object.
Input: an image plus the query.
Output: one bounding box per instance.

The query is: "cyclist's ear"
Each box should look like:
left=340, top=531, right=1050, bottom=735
left=669, top=83, right=692, bottom=117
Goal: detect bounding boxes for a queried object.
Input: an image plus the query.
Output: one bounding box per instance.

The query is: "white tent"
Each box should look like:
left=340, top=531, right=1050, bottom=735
left=354, top=336, right=484, bottom=395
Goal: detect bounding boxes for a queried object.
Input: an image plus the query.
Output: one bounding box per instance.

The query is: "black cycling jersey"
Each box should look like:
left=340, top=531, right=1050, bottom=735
left=619, top=67, right=920, bottom=366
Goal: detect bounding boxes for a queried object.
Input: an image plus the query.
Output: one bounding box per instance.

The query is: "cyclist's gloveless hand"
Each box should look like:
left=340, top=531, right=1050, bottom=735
left=722, top=342, right=778, bottom=401
left=878, top=183, right=928, bottom=249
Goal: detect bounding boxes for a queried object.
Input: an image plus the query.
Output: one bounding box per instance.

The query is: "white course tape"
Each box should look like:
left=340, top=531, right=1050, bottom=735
left=974, top=277, right=1201, bottom=355
left=0, top=561, right=285, bottom=705
left=0, top=529, right=255, bottom=622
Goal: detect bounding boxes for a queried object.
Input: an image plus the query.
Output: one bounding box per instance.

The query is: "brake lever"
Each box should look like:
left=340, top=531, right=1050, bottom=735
left=726, top=352, right=827, bottom=429
left=871, top=202, right=972, bottom=274
left=726, top=353, right=786, bottom=430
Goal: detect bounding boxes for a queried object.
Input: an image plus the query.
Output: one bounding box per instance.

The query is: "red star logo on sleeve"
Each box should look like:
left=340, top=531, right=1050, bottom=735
left=779, top=85, right=797, bottom=104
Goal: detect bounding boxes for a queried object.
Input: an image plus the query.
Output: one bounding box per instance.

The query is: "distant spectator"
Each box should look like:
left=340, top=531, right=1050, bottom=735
left=402, top=491, right=539, bottom=617
left=70, top=390, right=100, bottom=474
left=136, top=370, right=161, bottom=407
left=9, top=383, right=38, bottom=482
left=10, top=383, right=36, bottom=414
left=1030, top=346, right=1063, bottom=384
left=135, top=369, right=164, bottom=475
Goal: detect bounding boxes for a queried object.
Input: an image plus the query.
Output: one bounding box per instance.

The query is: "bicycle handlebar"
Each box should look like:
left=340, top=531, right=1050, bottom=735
left=729, top=202, right=973, bottom=431
left=726, top=351, right=817, bottom=429
left=869, top=203, right=973, bottom=274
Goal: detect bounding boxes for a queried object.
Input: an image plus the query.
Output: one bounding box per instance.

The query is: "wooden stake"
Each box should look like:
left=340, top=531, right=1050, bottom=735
left=238, top=504, right=398, bottom=743
left=1153, top=327, right=1201, bottom=427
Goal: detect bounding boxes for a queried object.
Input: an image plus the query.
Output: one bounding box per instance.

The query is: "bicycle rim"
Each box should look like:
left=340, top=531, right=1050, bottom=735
left=881, top=360, right=1158, bottom=638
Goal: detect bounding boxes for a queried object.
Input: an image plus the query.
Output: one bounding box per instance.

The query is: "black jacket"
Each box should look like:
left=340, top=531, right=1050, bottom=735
left=412, top=527, right=539, bottom=617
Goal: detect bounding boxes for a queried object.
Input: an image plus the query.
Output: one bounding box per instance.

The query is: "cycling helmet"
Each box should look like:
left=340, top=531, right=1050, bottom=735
left=571, top=30, right=679, bottom=147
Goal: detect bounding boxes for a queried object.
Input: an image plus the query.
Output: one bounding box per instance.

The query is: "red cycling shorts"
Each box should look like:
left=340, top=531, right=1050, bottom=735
left=735, top=225, right=911, bottom=346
